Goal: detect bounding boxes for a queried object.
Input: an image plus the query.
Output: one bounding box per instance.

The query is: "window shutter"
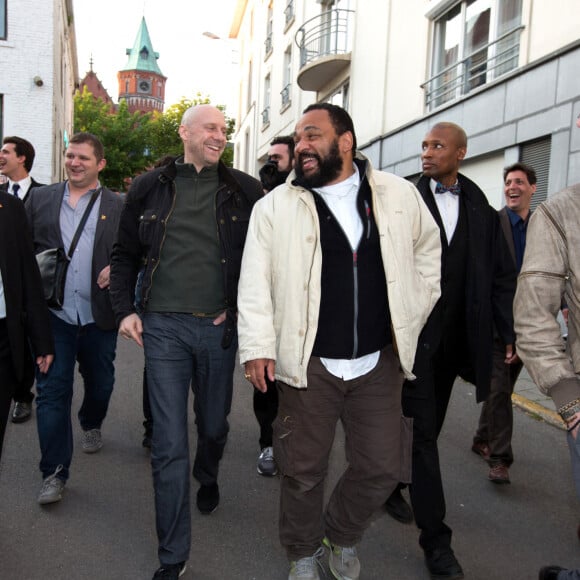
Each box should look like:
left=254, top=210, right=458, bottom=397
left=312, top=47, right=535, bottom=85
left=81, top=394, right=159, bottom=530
left=520, top=137, right=551, bottom=211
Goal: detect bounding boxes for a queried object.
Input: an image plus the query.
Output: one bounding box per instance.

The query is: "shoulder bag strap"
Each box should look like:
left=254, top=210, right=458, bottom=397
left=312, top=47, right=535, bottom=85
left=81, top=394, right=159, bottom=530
left=67, top=187, right=101, bottom=259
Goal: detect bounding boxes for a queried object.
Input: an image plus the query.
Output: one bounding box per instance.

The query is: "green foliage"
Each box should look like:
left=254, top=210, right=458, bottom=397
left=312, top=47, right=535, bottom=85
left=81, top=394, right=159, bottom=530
left=73, top=89, right=236, bottom=192
left=74, top=87, right=155, bottom=191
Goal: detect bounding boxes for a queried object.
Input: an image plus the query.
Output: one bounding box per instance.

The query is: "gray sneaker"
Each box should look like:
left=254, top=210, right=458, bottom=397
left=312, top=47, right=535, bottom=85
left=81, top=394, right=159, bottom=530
left=82, top=428, right=103, bottom=453
left=38, top=466, right=65, bottom=505
left=324, top=537, right=360, bottom=580
left=257, top=446, right=278, bottom=476
left=289, top=547, right=325, bottom=580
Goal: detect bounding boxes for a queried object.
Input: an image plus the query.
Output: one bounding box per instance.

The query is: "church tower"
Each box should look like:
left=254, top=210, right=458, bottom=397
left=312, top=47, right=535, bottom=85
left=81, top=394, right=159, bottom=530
left=117, top=17, right=166, bottom=114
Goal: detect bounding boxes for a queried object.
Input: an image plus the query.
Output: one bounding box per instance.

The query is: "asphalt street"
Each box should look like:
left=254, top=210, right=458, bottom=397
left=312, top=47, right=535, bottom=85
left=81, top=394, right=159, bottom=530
left=0, top=337, right=578, bottom=580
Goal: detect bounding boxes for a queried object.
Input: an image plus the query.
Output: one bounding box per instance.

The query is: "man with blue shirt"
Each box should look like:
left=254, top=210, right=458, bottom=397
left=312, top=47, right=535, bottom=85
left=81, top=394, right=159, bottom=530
left=25, top=133, right=123, bottom=504
left=472, top=162, right=536, bottom=484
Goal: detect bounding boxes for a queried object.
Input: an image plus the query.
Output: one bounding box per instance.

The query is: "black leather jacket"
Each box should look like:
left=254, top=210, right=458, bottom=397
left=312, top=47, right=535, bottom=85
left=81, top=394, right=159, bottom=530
left=109, top=158, right=263, bottom=347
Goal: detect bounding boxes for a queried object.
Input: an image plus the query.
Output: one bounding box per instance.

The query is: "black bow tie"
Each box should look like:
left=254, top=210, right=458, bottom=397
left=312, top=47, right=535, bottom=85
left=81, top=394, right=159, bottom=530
left=435, top=182, right=460, bottom=195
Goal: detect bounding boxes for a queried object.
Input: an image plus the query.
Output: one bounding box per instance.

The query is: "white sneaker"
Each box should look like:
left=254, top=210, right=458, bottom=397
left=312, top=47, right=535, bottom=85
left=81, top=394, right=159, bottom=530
left=82, top=429, right=103, bottom=453
left=324, top=537, right=360, bottom=580
left=289, top=547, right=325, bottom=580
left=38, top=465, right=65, bottom=505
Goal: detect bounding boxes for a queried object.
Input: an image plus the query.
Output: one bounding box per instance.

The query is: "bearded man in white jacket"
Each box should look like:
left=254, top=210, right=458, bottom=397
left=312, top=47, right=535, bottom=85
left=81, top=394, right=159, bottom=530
left=238, top=103, right=441, bottom=580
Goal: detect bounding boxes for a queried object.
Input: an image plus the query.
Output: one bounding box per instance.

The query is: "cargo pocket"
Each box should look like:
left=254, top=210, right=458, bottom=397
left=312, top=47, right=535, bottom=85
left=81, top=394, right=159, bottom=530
left=273, top=413, right=295, bottom=478
left=399, top=415, right=413, bottom=484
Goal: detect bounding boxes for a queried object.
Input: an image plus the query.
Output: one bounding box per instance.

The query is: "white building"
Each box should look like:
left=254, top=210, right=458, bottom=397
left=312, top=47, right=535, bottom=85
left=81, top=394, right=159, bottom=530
left=0, top=0, right=77, bottom=184
left=231, top=0, right=580, bottom=206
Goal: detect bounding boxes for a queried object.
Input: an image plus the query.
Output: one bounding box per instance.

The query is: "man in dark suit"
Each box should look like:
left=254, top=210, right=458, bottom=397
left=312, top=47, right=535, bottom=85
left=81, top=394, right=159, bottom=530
left=385, top=122, right=517, bottom=579
left=472, top=162, right=536, bottom=484
left=0, top=136, right=44, bottom=423
left=0, top=191, right=53, bottom=463
left=25, top=132, right=123, bottom=504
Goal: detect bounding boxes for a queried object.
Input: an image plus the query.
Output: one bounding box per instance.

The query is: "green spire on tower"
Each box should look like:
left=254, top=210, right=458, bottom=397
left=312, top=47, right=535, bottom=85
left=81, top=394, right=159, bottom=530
left=121, top=16, right=164, bottom=75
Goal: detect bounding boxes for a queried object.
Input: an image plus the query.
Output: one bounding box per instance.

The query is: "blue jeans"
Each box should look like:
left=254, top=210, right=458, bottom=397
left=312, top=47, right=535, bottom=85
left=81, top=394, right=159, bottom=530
left=142, top=312, right=237, bottom=565
left=568, top=430, right=580, bottom=501
left=36, top=313, right=117, bottom=480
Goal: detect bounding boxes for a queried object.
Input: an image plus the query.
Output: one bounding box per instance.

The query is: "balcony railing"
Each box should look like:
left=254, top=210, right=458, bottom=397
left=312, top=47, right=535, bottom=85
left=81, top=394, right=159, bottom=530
left=281, top=84, right=292, bottom=107
left=422, top=25, right=524, bottom=110
left=265, top=33, right=273, bottom=57
left=295, top=9, right=354, bottom=69
left=261, top=106, right=270, bottom=126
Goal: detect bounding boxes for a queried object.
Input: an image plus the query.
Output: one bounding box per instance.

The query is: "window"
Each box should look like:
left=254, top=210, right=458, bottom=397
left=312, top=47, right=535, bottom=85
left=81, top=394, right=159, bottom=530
left=262, top=74, right=271, bottom=127
left=247, top=60, right=253, bottom=111
left=284, top=0, right=295, bottom=26
left=0, top=0, right=6, bottom=39
left=281, top=46, right=292, bottom=108
left=265, top=3, right=273, bottom=58
left=324, top=82, right=350, bottom=111
left=424, top=0, right=523, bottom=109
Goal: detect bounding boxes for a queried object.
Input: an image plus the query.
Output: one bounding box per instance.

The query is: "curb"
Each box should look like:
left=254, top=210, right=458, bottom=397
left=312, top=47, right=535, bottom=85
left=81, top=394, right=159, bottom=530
left=512, top=393, right=565, bottom=430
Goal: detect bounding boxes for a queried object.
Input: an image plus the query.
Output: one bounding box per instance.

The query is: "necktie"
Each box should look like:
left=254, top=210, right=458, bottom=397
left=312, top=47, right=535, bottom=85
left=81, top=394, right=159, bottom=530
left=12, top=183, right=20, bottom=198
left=435, top=182, right=460, bottom=195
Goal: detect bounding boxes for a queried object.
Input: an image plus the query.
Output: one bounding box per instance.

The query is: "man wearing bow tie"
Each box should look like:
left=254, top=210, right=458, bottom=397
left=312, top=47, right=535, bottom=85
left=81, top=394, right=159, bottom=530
left=0, top=136, right=44, bottom=424
left=385, top=122, right=516, bottom=579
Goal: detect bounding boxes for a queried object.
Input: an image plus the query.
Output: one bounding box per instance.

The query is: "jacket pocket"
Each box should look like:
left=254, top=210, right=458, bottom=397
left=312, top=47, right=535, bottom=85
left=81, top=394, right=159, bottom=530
left=399, top=415, right=413, bottom=484
left=138, top=209, right=159, bottom=246
left=273, top=413, right=295, bottom=477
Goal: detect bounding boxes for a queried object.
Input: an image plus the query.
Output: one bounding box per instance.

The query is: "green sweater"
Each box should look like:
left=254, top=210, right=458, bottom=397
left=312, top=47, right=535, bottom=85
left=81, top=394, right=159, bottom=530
left=147, top=162, right=225, bottom=315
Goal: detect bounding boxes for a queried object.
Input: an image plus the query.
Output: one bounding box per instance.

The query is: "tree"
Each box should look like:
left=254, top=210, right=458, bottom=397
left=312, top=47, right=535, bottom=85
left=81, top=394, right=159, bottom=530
left=74, top=87, right=155, bottom=191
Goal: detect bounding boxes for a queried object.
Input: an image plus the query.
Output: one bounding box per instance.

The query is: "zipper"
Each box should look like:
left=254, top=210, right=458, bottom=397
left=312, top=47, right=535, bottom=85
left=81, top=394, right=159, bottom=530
left=215, top=183, right=230, bottom=306
left=364, top=199, right=371, bottom=240
left=352, top=249, right=359, bottom=358
left=144, top=182, right=177, bottom=305
left=519, top=270, right=567, bottom=280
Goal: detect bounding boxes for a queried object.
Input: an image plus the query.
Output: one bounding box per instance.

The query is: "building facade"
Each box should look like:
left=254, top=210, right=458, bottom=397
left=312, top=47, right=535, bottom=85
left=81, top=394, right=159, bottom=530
left=79, top=58, right=115, bottom=110
left=231, top=0, right=580, bottom=207
left=118, top=17, right=166, bottom=114
left=0, top=0, right=77, bottom=184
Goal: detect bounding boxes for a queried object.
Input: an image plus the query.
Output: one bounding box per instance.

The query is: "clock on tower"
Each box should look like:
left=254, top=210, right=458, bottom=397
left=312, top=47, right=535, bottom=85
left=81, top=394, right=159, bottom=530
left=138, top=79, right=151, bottom=93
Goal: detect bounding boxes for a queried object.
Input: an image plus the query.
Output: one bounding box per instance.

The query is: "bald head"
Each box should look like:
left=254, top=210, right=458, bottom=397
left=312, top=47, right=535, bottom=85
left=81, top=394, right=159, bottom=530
left=179, top=105, right=227, bottom=171
left=421, top=122, right=468, bottom=186
left=430, top=122, right=467, bottom=149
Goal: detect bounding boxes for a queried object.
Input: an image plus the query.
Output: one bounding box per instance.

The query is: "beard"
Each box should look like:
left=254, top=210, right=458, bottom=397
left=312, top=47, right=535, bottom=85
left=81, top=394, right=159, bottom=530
left=295, top=140, right=343, bottom=188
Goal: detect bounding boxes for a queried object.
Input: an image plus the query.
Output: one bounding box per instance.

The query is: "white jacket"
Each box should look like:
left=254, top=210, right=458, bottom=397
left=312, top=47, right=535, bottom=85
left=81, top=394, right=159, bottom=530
left=238, top=156, right=441, bottom=387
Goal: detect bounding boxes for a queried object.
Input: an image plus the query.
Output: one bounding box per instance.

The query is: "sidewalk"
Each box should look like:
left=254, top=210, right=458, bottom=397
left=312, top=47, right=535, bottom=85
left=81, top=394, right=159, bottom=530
left=512, top=367, right=565, bottom=429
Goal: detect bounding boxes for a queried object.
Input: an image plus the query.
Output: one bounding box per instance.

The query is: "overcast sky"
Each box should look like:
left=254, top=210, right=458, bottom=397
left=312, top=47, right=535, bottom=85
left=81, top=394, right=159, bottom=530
left=72, top=0, right=239, bottom=112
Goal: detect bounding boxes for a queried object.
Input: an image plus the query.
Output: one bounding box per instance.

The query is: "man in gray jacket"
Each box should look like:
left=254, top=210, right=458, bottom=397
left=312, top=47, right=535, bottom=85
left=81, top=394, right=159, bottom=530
left=514, top=175, right=580, bottom=580
left=26, top=133, right=122, bottom=505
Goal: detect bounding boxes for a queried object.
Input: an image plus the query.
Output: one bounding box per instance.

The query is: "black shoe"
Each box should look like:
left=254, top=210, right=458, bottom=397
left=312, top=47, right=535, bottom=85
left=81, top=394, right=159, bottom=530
left=539, top=566, right=566, bottom=580
left=424, top=548, right=464, bottom=580
left=152, top=561, right=186, bottom=579
left=11, top=401, right=32, bottom=423
left=385, top=488, right=413, bottom=524
left=197, top=483, right=219, bottom=514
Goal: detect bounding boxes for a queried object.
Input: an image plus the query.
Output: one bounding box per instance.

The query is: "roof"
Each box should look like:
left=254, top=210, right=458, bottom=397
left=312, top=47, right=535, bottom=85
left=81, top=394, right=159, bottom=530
left=120, top=17, right=164, bottom=76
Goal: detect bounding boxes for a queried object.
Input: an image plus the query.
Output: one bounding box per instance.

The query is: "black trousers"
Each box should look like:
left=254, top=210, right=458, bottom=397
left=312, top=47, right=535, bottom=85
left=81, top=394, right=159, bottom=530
left=12, top=343, right=34, bottom=404
left=402, top=334, right=466, bottom=553
left=253, top=376, right=278, bottom=449
left=0, top=319, right=17, bottom=464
